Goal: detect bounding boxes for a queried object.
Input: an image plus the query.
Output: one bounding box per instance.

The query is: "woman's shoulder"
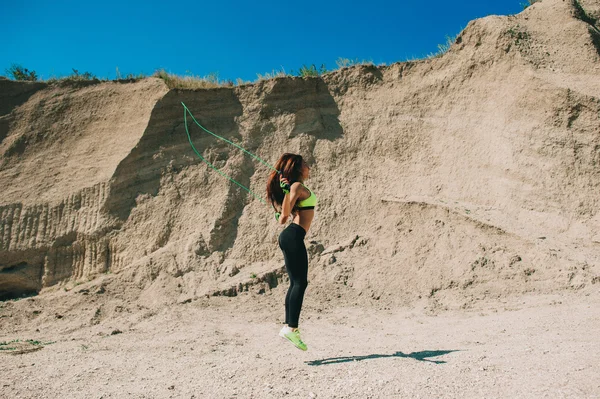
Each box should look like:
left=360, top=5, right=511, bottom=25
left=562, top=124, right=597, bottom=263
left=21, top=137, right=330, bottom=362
left=291, top=181, right=304, bottom=190
left=291, top=182, right=310, bottom=197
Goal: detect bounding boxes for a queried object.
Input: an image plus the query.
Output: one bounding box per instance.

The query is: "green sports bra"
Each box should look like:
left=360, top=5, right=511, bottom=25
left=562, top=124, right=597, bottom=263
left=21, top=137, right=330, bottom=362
left=297, top=184, right=317, bottom=210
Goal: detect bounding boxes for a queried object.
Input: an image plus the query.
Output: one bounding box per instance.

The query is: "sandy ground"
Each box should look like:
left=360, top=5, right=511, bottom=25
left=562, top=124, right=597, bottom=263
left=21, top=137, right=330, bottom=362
left=1, top=289, right=599, bottom=399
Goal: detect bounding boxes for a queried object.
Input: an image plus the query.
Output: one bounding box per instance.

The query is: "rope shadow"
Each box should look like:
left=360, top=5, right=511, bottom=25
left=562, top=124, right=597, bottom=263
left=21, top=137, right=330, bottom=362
left=306, top=350, right=460, bottom=366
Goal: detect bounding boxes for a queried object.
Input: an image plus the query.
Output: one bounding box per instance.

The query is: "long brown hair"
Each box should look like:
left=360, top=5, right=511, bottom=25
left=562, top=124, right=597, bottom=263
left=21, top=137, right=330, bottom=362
left=266, top=153, right=305, bottom=212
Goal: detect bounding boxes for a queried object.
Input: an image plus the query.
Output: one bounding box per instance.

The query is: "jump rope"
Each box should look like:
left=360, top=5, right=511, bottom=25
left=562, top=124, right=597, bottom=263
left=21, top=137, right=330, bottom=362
left=181, top=102, right=283, bottom=207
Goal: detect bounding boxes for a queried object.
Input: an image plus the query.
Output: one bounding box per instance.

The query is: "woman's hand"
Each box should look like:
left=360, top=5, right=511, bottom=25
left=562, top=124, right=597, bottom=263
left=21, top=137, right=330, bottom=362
left=276, top=211, right=289, bottom=224
left=279, top=177, right=291, bottom=194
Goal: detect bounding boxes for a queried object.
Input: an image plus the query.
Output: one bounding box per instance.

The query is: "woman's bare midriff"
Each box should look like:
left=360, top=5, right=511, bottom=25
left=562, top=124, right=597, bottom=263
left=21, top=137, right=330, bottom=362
left=293, top=209, right=314, bottom=234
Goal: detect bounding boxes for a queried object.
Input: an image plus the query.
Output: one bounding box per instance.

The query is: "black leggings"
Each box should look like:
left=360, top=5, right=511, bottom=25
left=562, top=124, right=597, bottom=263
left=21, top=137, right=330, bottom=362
left=278, top=223, right=308, bottom=329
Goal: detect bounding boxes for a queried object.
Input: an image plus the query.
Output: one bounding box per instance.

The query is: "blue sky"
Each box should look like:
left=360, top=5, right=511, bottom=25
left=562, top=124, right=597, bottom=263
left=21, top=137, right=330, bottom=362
left=1, top=0, right=524, bottom=82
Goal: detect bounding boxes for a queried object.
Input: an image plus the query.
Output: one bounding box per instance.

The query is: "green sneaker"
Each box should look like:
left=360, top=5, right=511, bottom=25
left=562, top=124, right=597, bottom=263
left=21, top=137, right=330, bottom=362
left=279, top=326, right=307, bottom=351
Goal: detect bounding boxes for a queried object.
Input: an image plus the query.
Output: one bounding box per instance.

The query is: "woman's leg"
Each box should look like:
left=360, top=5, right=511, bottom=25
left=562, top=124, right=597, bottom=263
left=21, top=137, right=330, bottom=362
left=285, top=280, right=294, bottom=325
left=283, top=239, right=308, bottom=329
left=279, top=225, right=309, bottom=329
left=280, top=227, right=295, bottom=326
left=286, top=270, right=308, bottom=328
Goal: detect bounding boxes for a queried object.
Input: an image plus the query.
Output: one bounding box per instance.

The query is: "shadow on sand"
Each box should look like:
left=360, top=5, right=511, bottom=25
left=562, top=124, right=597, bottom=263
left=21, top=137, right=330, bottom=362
left=306, top=350, right=460, bottom=366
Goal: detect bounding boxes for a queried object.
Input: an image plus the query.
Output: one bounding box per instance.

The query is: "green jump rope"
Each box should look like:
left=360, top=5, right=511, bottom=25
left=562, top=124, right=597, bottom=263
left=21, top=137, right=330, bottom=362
left=182, top=102, right=283, bottom=206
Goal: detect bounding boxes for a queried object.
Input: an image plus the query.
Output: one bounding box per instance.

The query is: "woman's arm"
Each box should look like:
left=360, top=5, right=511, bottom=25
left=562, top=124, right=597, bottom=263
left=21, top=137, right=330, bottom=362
left=279, top=182, right=303, bottom=224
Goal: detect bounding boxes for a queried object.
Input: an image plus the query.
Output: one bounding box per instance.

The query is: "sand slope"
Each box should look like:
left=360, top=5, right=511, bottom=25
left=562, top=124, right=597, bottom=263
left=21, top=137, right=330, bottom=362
left=3, top=0, right=599, bottom=305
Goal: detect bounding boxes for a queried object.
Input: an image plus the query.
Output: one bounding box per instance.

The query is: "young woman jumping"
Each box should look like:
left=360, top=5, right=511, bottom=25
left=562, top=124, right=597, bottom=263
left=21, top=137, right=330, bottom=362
left=266, top=153, right=317, bottom=351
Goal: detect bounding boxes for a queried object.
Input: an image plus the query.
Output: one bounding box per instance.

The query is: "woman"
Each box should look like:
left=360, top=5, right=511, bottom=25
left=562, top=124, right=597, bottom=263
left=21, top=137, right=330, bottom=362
left=266, top=153, right=317, bottom=351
